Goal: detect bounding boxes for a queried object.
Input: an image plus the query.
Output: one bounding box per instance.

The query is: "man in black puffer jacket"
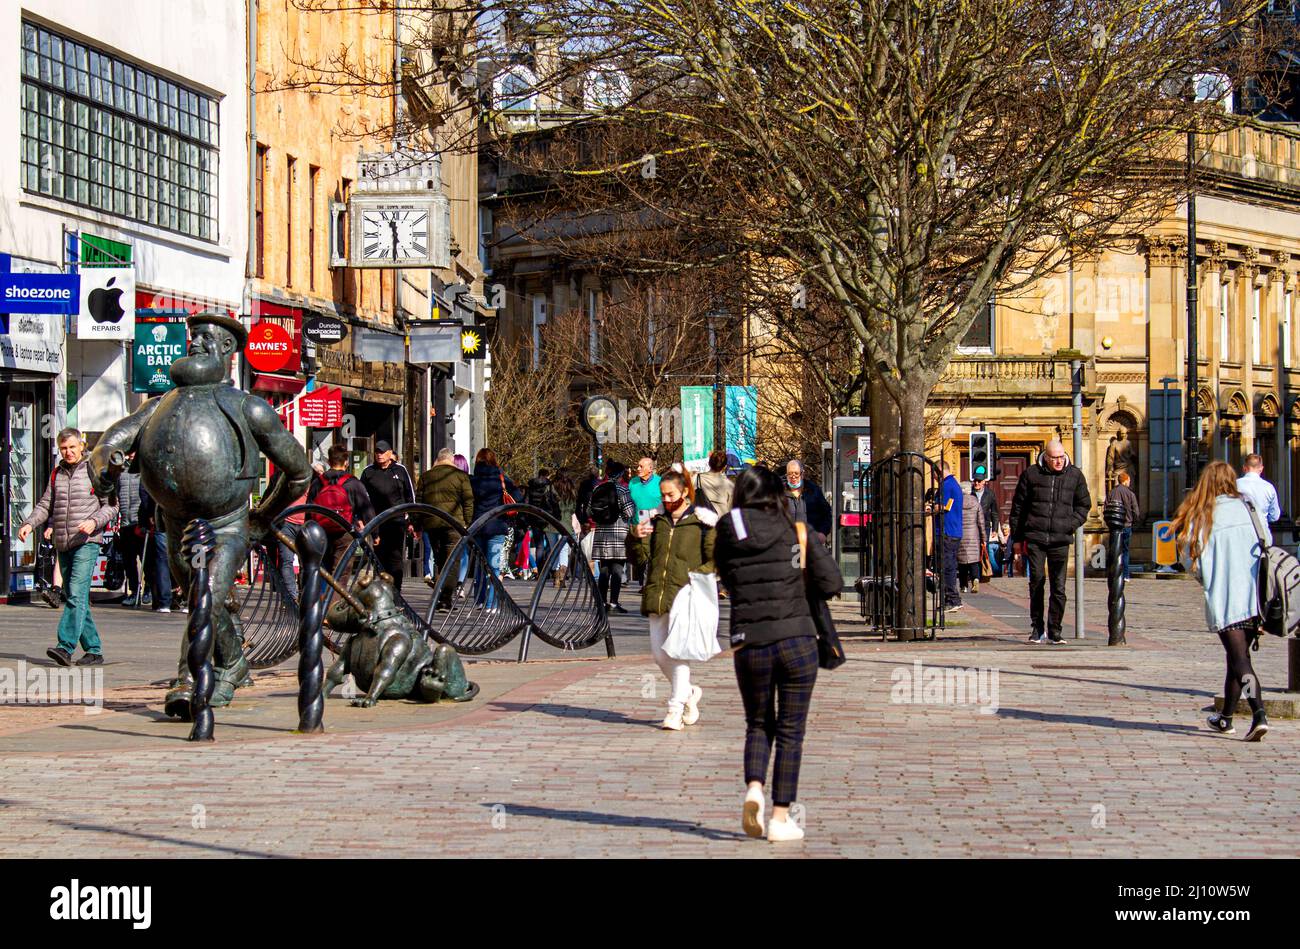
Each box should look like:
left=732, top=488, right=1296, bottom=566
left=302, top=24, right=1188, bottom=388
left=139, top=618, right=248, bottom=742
left=1009, top=440, right=1092, bottom=644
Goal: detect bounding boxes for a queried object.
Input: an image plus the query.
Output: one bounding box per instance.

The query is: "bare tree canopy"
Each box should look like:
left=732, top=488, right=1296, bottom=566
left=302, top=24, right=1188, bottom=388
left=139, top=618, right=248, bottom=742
left=490, top=0, right=1287, bottom=447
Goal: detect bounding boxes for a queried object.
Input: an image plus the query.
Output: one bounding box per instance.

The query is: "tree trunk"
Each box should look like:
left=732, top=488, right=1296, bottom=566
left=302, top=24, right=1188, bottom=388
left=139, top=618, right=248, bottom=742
left=869, top=374, right=900, bottom=459
left=894, top=383, right=932, bottom=641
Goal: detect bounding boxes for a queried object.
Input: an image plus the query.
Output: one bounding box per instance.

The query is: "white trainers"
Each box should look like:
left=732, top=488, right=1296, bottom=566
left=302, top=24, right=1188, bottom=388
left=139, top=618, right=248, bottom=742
left=742, top=785, right=765, bottom=838
left=767, top=816, right=805, bottom=842
left=660, top=707, right=684, bottom=731
left=682, top=685, right=703, bottom=726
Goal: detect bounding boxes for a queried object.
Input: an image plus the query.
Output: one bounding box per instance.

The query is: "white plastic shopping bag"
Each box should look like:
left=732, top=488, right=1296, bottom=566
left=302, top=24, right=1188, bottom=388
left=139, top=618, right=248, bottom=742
left=663, top=571, right=721, bottom=661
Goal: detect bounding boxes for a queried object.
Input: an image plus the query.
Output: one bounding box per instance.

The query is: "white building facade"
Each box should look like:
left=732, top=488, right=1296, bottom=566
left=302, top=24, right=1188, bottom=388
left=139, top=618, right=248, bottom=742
left=0, top=0, right=248, bottom=599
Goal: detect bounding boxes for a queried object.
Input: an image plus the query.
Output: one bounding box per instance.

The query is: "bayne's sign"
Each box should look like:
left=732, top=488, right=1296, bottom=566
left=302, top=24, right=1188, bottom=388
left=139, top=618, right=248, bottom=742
left=245, top=321, right=294, bottom=373
left=298, top=386, right=343, bottom=428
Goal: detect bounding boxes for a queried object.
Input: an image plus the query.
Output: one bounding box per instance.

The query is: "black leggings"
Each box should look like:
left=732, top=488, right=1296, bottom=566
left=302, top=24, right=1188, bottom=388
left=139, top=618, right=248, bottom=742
left=1219, top=624, right=1265, bottom=719
left=597, top=559, right=625, bottom=606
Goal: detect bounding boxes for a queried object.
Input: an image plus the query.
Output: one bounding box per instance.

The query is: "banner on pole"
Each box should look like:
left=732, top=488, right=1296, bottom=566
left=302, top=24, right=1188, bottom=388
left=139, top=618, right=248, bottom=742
left=725, top=385, right=757, bottom=466
left=680, top=386, right=714, bottom=472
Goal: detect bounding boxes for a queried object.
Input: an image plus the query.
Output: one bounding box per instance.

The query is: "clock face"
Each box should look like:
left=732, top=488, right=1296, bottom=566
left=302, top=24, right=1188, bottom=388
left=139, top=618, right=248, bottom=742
left=361, top=209, right=431, bottom=261
left=583, top=397, right=617, bottom=436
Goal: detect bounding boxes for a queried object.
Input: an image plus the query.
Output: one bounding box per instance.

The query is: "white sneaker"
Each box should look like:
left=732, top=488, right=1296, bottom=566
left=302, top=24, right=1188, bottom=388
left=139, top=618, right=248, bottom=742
left=767, top=816, right=805, bottom=842
left=682, top=685, right=703, bottom=726
left=660, top=707, right=684, bottom=731
left=742, top=785, right=765, bottom=838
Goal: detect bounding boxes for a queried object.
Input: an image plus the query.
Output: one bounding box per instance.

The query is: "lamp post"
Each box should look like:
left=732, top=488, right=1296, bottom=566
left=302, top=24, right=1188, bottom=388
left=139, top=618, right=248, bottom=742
left=1186, top=100, right=1200, bottom=492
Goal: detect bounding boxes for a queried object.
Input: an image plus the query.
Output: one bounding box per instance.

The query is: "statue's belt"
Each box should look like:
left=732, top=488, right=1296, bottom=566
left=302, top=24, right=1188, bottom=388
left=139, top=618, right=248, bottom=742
left=369, top=607, right=408, bottom=625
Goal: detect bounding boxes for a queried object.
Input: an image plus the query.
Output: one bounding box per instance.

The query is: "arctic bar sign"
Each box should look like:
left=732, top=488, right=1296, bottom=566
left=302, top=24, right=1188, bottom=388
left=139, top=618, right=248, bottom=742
left=0, top=273, right=80, bottom=315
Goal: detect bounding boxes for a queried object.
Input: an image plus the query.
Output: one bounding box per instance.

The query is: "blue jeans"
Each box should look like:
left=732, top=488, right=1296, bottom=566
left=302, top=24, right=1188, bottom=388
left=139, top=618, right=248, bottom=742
left=1119, top=528, right=1132, bottom=580
left=148, top=530, right=172, bottom=609
left=56, top=542, right=102, bottom=655
left=475, top=533, right=507, bottom=608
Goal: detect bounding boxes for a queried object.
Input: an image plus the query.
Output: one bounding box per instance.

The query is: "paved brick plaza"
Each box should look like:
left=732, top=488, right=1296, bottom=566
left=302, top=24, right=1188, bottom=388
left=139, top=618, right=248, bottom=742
left=0, top=576, right=1297, bottom=858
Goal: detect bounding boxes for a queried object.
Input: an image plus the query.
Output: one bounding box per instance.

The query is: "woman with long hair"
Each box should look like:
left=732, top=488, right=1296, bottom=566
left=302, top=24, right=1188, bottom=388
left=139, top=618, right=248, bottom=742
left=1172, top=460, right=1270, bottom=741
left=715, top=465, right=842, bottom=841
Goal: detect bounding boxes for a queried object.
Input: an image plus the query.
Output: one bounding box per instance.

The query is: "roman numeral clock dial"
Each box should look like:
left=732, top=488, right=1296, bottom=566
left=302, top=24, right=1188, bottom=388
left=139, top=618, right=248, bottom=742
left=358, top=208, right=430, bottom=263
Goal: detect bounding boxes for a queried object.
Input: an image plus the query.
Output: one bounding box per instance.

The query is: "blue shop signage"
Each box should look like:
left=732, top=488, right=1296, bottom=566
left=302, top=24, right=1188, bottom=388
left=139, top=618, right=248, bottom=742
left=0, top=272, right=80, bottom=315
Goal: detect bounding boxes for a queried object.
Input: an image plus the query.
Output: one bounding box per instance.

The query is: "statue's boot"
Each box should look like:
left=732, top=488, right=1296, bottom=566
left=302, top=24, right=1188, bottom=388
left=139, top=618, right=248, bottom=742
left=210, top=655, right=253, bottom=707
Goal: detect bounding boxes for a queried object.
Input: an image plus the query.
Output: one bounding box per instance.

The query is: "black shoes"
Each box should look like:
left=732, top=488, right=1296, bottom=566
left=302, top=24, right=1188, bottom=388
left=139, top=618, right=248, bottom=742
left=75, top=652, right=104, bottom=666
left=1243, top=712, right=1270, bottom=742
left=1047, top=634, right=1066, bottom=645
left=46, top=646, right=72, bottom=666
left=1028, top=632, right=1046, bottom=644
left=1206, top=713, right=1236, bottom=735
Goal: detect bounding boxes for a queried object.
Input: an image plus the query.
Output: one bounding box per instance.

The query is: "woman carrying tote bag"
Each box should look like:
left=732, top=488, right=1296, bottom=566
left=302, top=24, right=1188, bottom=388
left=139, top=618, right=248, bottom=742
left=715, top=465, right=843, bottom=842
left=631, top=470, right=717, bottom=730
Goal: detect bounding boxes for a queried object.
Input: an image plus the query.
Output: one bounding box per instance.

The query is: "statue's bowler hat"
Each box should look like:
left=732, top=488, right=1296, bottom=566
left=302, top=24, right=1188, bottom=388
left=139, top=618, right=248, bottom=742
left=187, top=312, right=248, bottom=349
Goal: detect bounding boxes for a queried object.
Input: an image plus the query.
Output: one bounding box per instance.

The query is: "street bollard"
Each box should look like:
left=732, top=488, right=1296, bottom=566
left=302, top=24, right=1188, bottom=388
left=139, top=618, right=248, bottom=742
left=182, top=519, right=216, bottom=741
left=1105, top=528, right=1127, bottom=646
left=295, top=520, right=327, bottom=734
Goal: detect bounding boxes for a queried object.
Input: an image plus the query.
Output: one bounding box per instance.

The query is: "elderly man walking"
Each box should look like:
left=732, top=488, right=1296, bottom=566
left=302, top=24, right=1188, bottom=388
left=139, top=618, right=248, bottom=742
left=17, top=428, right=118, bottom=666
left=417, top=447, right=475, bottom=610
left=1009, top=440, right=1092, bottom=644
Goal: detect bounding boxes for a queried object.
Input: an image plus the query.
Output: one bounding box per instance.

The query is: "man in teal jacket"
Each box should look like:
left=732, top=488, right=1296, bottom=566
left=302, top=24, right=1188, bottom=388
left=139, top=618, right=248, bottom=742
left=629, top=457, right=662, bottom=520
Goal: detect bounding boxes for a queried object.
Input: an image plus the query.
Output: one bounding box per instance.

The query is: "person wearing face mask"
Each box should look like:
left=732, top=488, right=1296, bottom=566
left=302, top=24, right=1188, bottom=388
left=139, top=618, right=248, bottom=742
left=783, top=460, right=832, bottom=544
left=1009, top=440, right=1092, bottom=644
left=632, top=470, right=717, bottom=730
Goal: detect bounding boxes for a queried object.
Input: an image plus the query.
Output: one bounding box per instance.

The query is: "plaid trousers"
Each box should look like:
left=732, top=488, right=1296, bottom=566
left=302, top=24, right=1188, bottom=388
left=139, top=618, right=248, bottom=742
left=733, top=634, right=819, bottom=806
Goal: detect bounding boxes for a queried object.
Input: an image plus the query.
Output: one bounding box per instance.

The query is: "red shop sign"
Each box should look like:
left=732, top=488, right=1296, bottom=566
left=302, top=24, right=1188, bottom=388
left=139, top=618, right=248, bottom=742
left=298, top=386, right=343, bottom=428
left=245, top=321, right=294, bottom=373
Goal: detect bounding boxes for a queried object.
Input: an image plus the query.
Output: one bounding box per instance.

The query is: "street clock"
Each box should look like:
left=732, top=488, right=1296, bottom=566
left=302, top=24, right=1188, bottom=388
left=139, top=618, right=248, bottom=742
left=347, top=197, right=449, bottom=269
left=580, top=395, right=618, bottom=440
left=334, top=149, right=452, bottom=269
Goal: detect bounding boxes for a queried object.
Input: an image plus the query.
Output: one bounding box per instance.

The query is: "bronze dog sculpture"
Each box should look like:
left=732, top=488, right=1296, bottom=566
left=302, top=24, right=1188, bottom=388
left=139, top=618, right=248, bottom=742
left=323, top=567, right=478, bottom=707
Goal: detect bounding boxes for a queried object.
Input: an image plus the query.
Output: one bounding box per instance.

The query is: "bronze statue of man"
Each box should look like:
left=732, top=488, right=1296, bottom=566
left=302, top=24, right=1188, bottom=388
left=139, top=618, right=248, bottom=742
left=90, top=313, right=312, bottom=716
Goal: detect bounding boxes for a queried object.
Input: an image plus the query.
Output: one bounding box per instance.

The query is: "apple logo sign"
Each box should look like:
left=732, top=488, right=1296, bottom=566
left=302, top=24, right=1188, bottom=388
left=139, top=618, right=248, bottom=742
left=88, top=276, right=125, bottom=325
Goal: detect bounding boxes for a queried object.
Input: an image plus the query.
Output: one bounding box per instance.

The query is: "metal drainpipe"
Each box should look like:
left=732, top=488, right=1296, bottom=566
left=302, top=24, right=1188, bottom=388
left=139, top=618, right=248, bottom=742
left=246, top=0, right=258, bottom=295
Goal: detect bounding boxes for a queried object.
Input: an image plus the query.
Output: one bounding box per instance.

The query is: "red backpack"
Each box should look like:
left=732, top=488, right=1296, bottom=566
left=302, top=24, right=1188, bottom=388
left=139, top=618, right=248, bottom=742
left=312, top=474, right=355, bottom=535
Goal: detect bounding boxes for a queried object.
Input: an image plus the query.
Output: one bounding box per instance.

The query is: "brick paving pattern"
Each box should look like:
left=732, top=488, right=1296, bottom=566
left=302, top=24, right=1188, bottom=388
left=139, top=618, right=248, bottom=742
left=0, top=576, right=1296, bottom=857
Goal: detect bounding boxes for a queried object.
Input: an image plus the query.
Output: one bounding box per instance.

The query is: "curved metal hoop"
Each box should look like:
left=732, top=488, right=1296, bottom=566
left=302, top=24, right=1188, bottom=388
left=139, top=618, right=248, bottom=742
left=235, top=501, right=612, bottom=665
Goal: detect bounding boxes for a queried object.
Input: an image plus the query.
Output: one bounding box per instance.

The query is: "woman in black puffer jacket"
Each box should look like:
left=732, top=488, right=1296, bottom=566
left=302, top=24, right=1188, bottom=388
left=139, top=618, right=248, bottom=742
left=715, top=465, right=842, bottom=843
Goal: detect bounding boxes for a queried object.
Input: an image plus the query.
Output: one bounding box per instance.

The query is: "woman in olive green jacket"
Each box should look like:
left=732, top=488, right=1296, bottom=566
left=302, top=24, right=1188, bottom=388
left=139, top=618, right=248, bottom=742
left=632, top=470, right=717, bottom=730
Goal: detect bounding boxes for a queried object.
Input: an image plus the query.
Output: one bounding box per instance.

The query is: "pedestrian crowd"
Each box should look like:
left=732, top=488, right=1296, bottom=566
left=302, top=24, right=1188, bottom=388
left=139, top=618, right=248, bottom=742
left=15, top=421, right=1285, bottom=851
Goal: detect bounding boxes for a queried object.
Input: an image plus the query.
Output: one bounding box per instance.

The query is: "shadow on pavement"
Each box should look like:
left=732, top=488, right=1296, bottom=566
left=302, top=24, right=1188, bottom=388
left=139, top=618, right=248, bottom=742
left=851, top=656, right=1215, bottom=699
left=483, top=802, right=749, bottom=841
left=487, top=701, right=656, bottom=727
left=994, top=707, right=1203, bottom=734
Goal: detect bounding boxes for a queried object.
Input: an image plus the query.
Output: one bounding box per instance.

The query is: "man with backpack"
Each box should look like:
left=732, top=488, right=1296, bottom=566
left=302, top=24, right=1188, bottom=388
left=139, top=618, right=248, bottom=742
left=361, top=440, right=416, bottom=592
left=588, top=460, right=637, bottom=613
left=308, top=445, right=375, bottom=573
left=524, top=467, right=562, bottom=576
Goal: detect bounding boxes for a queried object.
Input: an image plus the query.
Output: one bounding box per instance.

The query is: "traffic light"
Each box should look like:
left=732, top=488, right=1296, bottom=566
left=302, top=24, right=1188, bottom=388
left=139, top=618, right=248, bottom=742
left=969, top=431, right=996, bottom=481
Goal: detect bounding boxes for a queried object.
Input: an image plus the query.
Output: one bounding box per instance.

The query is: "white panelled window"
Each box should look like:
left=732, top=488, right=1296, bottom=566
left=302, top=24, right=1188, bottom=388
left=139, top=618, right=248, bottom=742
left=958, top=296, right=996, bottom=354
left=586, top=288, right=601, bottom=363
left=531, top=293, right=547, bottom=370
left=1285, top=288, right=1294, bottom=368
left=20, top=20, right=220, bottom=240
